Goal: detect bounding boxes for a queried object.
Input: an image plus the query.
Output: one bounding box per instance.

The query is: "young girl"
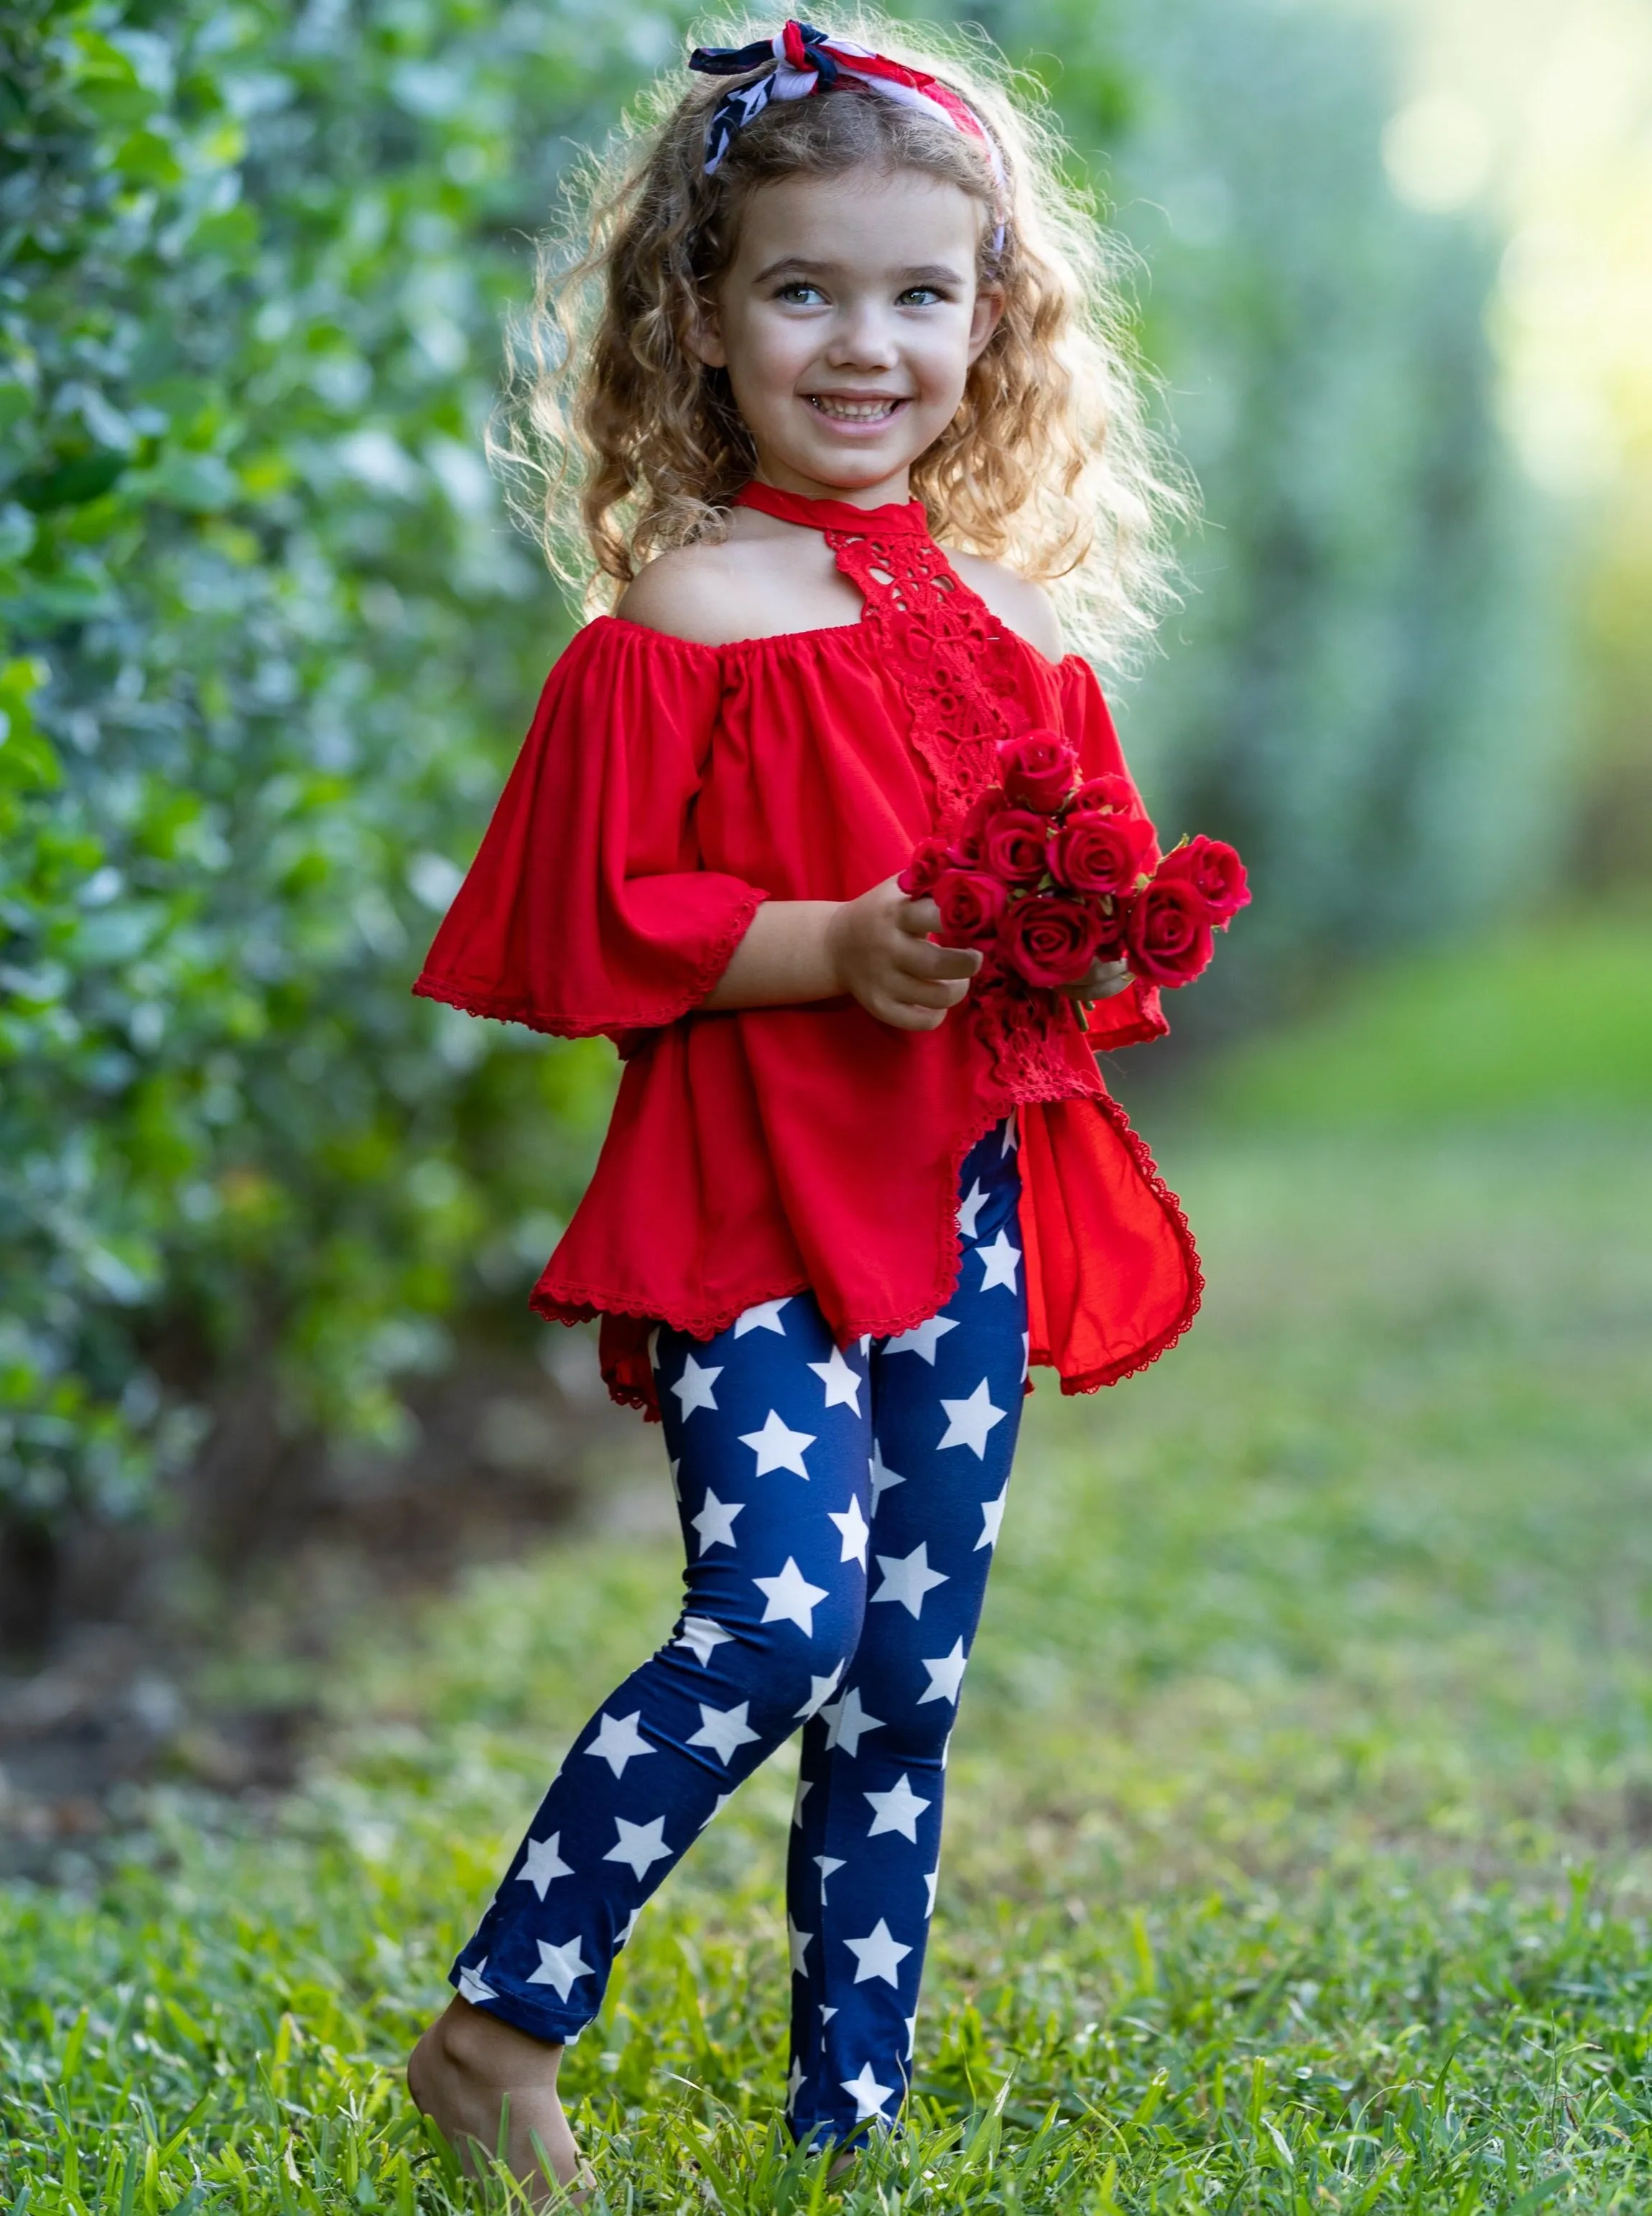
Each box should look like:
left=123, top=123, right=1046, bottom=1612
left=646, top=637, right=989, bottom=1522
left=407, top=14, right=1201, bottom=2194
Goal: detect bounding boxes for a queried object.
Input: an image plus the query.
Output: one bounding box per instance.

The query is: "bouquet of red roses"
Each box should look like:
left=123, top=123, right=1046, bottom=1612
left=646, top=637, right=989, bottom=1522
left=898, top=732, right=1248, bottom=993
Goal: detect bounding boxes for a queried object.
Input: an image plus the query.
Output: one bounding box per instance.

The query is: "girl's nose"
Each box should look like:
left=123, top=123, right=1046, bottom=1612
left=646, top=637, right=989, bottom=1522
left=824, top=304, right=899, bottom=371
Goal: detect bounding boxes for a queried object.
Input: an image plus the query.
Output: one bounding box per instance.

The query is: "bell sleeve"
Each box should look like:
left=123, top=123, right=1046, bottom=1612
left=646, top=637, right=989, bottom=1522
left=1057, top=654, right=1171, bottom=1053
left=413, top=618, right=766, bottom=1042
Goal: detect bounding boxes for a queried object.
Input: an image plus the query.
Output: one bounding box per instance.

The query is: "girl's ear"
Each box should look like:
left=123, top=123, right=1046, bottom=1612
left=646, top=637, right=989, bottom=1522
left=685, top=296, right=728, bottom=369
left=967, top=285, right=1006, bottom=366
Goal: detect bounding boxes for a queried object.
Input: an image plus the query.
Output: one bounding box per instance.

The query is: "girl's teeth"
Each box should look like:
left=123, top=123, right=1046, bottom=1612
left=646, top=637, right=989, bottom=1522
left=809, top=397, right=900, bottom=420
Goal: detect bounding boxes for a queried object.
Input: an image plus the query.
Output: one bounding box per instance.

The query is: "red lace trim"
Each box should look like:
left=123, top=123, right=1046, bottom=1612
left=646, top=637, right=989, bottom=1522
left=412, top=884, right=769, bottom=1039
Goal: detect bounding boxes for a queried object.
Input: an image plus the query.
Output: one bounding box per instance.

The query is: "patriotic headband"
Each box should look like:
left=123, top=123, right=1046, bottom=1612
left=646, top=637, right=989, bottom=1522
left=687, top=21, right=1008, bottom=251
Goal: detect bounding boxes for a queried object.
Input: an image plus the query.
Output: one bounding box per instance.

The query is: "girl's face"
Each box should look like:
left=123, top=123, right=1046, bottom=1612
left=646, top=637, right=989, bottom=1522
left=692, top=166, right=1003, bottom=507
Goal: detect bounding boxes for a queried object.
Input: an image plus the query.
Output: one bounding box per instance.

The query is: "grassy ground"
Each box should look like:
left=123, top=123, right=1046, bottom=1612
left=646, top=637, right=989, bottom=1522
left=5, top=920, right=1652, bottom=2212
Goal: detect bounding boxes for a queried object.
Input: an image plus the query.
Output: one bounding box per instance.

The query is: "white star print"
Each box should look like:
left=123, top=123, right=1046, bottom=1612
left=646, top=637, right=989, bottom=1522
left=616, top=1906, right=641, bottom=1948
left=674, top=1614, right=733, bottom=1666
left=457, top=1957, right=497, bottom=2004
left=807, top=1344, right=863, bottom=1412
left=924, top=1868, right=939, bottom=1915
left=690, top=1488, right=744, bottom=1554
left=687, top=1699, right=761, bottom=1766
left=786, top=2056, right=804, bottom=2108
left=845, top=1917, right=913, bottom=1988
left=670, top=1353, right=722, bottom=1417
left=827, top=1493, right=870, bottom=1567
left=1001, top=1111, right=1019, bottom=1155
left=697, top=1791, right=732, bottom=1832
left=739, top=1407, right=816, bottom=1478
left=792, top=1776, right=813, bottom=1825
left=585, top=1709, right=654, bottom=1778
left=865, top=1772, right=932, bottom=1841
left=918, top=1638, right=967, bottom=1706
left=1021, top=1328, right=1031, bottom=1382
left=976, top=1483, right=1008, bottom=1551
left=794, top=1660, right=843, bottom=1720
left=974, top=1228, right=1021, bottom=1294
left=517, top=1832, right=573, bottom=1899
left=753, top=1555, right=830, bottom=1633
left=871, top=1542, right=950, bottom=1620
left=905, top=2013, right=917, bottom=2057
left=646, top=1326, right=662, bottom=1371
left=820, top=2003, right=838, bottom=2023
left=938, top=1378, right=1007, bottom=1459
left=526, top=1935, right=593, bottom=1998
left=815, top=1854, right=845, bottom=1899
left=841, top=2061, right=896, bottom=2121
left=858, top=1335, right=873, bottom=1355
left=822, top=1684, right=884, bottom=1757
left=956, top=1179, right=988, bottom=1238
left=603, top=1814, right=672, bottom=1880
left=883, top=1314, right=958, bottom=1364
left=733, top=1297, right=792, bottom=1337
left=868, top=1440, right=906, bottom=1506
left=788, top=1916, right=812, bottom=1975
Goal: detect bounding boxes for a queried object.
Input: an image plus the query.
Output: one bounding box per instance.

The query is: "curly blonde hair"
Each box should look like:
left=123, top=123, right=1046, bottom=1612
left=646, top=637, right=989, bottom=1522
left=493, top=10, right=1187, bottom=668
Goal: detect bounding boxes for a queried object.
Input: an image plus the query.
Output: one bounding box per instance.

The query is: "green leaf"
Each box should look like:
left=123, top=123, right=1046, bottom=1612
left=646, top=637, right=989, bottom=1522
left=13, top=452, right=128, bottom=513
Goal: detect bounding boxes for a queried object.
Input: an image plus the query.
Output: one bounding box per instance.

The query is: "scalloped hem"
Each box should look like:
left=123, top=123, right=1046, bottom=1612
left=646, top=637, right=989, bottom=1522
left=411, top=884, right=768, bottom=1039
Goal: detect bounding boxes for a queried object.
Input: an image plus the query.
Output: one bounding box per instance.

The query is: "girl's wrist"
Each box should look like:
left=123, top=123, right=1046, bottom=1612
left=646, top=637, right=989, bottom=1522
left=822, top=900, right=851, bottom=995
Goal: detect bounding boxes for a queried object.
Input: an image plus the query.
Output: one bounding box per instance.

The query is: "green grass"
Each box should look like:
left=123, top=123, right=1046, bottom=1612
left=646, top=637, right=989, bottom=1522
left=1204, top=913, right=1652, bottom=1128
left=5, top=935, right=1652, bottom=2212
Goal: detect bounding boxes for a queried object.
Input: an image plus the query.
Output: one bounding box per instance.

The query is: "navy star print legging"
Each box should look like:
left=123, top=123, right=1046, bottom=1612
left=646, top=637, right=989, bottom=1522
left=452, top=1119, right=1027, bottom=2149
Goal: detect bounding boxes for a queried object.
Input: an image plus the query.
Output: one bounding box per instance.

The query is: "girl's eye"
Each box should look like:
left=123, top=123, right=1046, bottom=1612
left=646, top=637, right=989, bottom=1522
left=776, top=282, right=827, bottom=305
left=899, top=286, right=944, bottom=307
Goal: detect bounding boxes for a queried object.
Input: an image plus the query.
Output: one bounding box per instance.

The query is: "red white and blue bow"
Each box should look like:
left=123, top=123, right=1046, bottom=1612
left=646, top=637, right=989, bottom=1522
left=688, top=19, right=1007, bottom=242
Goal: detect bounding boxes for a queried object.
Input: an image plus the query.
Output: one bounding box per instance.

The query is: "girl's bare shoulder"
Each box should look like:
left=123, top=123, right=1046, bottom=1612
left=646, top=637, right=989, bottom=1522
left=616, top=511, right=864, bottom=646
left=947, top=550, right=1065, bottom=664
left=614, top=540, right=754, bottom=647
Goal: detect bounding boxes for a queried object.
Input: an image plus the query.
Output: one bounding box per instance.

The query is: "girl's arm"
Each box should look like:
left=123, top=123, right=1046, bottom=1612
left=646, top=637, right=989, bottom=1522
left=703, top=877, right=1135, bottom=1029
left=703, top=878, right=980, bottom=1032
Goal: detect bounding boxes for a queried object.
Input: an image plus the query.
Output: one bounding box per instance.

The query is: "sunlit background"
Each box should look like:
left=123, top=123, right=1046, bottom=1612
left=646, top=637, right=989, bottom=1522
left=4, top=0, right=1652, bottom=2202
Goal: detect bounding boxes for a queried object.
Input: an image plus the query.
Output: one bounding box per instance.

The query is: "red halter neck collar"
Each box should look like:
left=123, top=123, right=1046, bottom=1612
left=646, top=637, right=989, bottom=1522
left=733, top=480, right=929, bottom=536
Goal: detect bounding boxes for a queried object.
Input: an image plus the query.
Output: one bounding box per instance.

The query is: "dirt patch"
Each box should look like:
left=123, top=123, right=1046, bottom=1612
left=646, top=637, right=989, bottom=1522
left=0, top=1324, right=643, bottom=1866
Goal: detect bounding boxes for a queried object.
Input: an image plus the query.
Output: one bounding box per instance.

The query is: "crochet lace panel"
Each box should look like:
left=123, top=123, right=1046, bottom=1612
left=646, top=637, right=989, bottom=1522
left=825, top=524, right=1028, bottom=828
left=825, top=521, right=1087, bottom=1098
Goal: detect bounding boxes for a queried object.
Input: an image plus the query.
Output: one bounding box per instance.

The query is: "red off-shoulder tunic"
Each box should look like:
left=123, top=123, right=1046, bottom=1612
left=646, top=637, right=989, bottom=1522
left=415, top=483, right=1202, bottom=1417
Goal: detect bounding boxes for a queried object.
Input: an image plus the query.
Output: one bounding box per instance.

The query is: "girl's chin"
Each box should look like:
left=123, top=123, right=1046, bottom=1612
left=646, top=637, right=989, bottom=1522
left=755, top=425, right=932, bottom=493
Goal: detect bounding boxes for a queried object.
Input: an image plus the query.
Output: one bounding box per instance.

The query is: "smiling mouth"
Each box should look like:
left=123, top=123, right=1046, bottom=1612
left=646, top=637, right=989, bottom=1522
left=805, top=395, right=909, bottom=422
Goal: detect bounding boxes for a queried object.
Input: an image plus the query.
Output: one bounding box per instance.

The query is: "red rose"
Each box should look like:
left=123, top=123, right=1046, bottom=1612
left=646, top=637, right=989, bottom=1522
left=980, top=807, right=1051, bottom=888
left=932, top=868, right=1009, bottom=949
left=1001, top=892, right=1105, bottom=989
left=947, top=785, right=1006, bottom=867
left=898, top=835, right=951, bottom=896
left=1065, top=775, right=1136, bottom=816
left=1123, top=878, right=1214, bottom=988
left=1154, top=835, right=1250, bottom=924
left=1049, top=811, right=1154, bottom=898
left=995, top=731, right=1079, bottom=814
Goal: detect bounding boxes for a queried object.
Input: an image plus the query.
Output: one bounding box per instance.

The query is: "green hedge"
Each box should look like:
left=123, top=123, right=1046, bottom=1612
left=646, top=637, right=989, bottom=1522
left=0, top=0, right=664, bottom=1558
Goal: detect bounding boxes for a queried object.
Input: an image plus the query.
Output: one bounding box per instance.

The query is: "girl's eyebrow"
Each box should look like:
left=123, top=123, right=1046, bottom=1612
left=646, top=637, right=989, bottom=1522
left=751, top=255, right=967, bottom=286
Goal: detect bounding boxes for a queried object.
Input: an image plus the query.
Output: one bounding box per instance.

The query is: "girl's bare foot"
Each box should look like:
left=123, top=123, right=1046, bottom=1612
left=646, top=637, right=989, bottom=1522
left=407, top=1995, right=587, bottom=2206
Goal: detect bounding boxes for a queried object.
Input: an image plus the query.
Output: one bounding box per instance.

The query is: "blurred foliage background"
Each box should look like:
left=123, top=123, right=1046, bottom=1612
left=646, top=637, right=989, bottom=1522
left=0, top=0, right=1645, bottom=1647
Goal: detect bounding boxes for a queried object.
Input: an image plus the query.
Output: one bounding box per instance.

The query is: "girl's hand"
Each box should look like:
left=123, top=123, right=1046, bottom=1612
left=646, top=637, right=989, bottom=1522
left=827, top=878, right=982, bottom=1031
left=1059, top=956, right=1133, bottom=1003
